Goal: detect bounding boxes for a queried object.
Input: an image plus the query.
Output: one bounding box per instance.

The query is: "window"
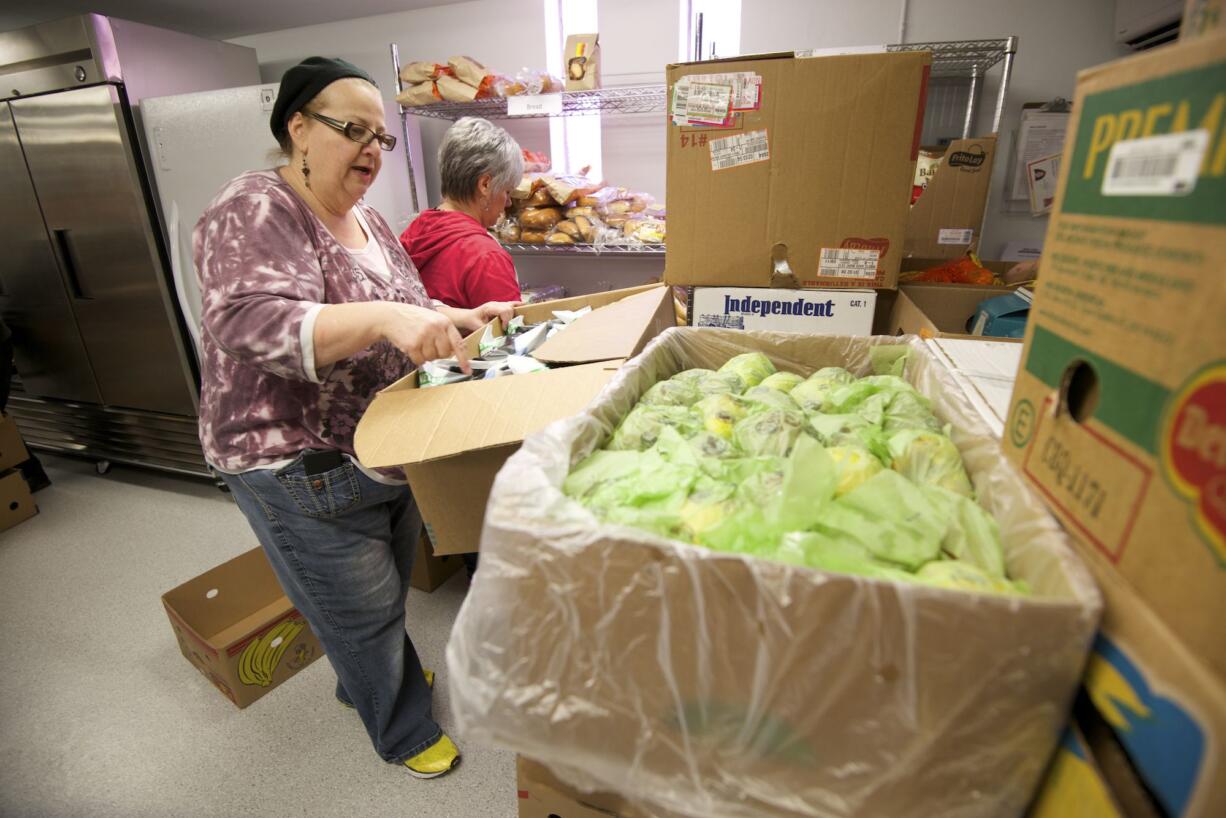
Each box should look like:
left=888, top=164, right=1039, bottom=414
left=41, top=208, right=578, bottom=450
left=545, top=0, right=601, bottom=179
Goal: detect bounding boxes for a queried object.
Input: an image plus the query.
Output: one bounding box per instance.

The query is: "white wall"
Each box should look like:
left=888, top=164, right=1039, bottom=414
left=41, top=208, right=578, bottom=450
left=740, top=0, right=1131, bottom=257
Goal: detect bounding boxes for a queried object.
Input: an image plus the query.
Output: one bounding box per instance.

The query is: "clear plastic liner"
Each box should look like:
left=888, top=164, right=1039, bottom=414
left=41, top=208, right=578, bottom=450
left=447, top=328, right=1102, bottom=818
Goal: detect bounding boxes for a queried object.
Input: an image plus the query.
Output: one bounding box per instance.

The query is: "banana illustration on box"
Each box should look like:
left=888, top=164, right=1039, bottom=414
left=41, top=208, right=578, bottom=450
left=237, top=618, right=306, bottom=687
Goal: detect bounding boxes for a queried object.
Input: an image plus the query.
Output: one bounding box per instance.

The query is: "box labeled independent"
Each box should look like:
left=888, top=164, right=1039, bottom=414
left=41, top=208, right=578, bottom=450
left=689, top=287, right=875, bottom=335
left=1003, top=32, right=1226, bottom=682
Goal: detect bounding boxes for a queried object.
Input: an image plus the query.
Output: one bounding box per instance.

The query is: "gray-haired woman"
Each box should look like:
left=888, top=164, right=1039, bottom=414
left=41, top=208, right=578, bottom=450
left=400, top=117, right=524, bottom=309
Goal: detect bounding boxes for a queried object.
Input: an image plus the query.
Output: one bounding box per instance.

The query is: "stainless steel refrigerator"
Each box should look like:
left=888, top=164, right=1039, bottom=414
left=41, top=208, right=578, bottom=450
left=0, top=14, right=258, bottom=477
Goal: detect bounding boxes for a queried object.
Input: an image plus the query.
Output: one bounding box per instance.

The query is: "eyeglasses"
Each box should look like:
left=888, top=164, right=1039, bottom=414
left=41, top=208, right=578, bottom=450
left=307, top=112, right=397, bottom=151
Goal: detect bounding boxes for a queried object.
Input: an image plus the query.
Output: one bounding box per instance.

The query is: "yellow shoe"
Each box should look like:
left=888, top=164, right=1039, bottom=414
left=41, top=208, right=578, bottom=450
left=403, top=734, right=460, bottom=779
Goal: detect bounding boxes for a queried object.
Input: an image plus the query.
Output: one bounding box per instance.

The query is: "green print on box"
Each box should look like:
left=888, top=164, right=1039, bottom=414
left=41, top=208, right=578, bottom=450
left=1064, top=60, right=1226, bottom=224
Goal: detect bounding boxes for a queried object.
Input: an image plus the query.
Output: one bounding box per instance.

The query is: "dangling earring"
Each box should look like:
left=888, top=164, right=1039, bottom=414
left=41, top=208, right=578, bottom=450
left=301, top=155, right=311, bottom=189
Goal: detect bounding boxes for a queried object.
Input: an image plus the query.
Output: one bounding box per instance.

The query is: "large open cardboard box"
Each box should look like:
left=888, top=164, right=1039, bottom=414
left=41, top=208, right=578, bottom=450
left=162, top=548, right=324, bottom=708
left=450, top=327, right=1100, bottom=818
left=905, top=136, right=998, bottom=259
left=355, top=286, right=676, bottom=556
left=1003, top=32, right=1226, bottom=686
left=664, top=50, right=931, bottom=291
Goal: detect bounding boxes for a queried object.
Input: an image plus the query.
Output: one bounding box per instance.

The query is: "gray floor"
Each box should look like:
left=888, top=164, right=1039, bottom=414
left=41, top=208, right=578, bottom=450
left=0, top=454, right=516, bottom=818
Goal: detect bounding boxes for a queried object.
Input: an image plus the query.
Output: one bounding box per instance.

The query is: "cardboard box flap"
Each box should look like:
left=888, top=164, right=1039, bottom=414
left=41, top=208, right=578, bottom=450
left=516, top=283, right=662, bottom=323
left=355, top=361, right=621, bottom=467
left=534, top=287, right=673, bottom=364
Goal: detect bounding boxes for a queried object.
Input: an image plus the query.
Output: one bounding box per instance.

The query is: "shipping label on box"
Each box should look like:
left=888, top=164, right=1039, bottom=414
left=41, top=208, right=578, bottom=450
left=689, top=287, right=875, bottom=335
left=1004, top=34, right=1226, bottom=683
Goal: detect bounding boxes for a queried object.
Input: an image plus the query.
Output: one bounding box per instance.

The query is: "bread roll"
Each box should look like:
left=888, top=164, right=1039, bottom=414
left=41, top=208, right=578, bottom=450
left=572, top=215, right=596, bottom=243
left=519, top=230, right=548, bottom=244
left=554, top=220, right=581, bottom=239
left=567, top=206, right=595, bottom=218
left=526, top=187, right=555, bottom=207
left=546, top=232, right=575, bottom=245
left=604, top=213, right=630, bottom=228
left=518, top=207, right=564, bottom=229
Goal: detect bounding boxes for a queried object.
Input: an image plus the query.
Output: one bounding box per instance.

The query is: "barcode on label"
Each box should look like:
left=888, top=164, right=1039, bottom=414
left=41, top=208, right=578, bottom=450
left=710, top=129, right=770, bottom=171
left=819, top=248, right=879, bottom=279
left=696, top=314, right=746, bottom=329
left=1112, top=154, right=1178, bottom=179
left=938, top=228, right=974, bottom=245
left=1101, top=129, right=1210, bottom=197
left=685, top=82, right=733, bottom=124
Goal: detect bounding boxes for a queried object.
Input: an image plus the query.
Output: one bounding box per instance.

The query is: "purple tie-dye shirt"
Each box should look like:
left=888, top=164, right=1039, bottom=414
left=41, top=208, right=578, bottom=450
left=194, top=170, right=430, bottom=472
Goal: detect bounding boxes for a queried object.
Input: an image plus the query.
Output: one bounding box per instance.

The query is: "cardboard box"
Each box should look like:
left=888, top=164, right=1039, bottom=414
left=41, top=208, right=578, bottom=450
left=0, top=469, right=36, bottom=532
left=451, top=328, right=1101, bottom=818
left=905, top=136, right=998, bottom=259
left=687, top=286, right=876, bottom=335
left=881, top=283, right=1017, bottom=338
left=1003, top=33, right=1226, bottom=682
left=355, top=285, right=675, bottom=556
left=664, top=50, right=931, bottom=291
left=1076, top=549, right=1226, bottom=817
left=564, top=33, right=600, bottom=91
left=1028, top=723, right=1127, bottom=818
left=162, top=548, right=324, bottom=708
left=1182, top=0, right=1223, bottom=40
left=409, top=532, right=461, bottom=592
left=0, top=413, right=30, bottom=473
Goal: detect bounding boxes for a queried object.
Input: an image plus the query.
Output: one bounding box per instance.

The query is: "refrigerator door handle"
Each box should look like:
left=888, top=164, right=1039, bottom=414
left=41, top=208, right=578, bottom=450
left=51, top=228, right=92, bottom=300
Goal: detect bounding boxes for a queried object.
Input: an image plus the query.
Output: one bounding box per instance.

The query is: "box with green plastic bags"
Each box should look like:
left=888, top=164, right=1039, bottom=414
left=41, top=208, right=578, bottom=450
left=447, top=328, right=1102, bottom=818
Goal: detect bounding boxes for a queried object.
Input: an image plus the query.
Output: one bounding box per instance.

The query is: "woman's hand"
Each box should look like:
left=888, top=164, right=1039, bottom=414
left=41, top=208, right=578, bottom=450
left=444, top=301, right=521, bottom=333
left=377, top=302, right=470, bottom=373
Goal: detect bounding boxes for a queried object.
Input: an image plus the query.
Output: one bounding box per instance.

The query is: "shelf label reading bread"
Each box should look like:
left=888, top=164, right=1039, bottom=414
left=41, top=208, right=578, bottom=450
left=710, top=129, right=770, bottom=171
left=818, top=247, right=880, bottom=279
left=938, top=228, right=974, bottom=245
left=672, top=72, right=762, bottom=125
left=685, top=83, right=734, bottom=125
left=507, top=94, right=564, bottom=117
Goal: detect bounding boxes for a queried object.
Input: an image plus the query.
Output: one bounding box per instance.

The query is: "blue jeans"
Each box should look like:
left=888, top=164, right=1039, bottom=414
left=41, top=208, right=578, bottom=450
left=221, top=452, right=440, bottom=764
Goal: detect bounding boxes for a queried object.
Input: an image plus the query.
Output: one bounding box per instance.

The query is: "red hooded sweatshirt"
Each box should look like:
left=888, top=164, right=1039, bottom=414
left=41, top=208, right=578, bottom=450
left=400, top=209, right=520, bottom=309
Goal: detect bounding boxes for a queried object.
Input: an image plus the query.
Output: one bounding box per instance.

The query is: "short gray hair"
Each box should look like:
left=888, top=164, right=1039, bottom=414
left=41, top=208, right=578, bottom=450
left=438, top=117, right=523, bottom=202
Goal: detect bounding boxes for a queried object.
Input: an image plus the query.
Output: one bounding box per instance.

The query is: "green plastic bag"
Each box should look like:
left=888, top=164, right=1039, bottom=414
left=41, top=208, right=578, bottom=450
left=814, top=470, right=946, bottom=570
left=733, top=409, right=805, bottom=457
left=608, top=404, right=701, bottom=451
left=759, top=371, right=804, bottom=393
left=827, top=445, right=884, bottom=496
left=669, top=368, right=715, bottom=385
left=920, top=485, right=1007, bottom=578
left=915, top=560, right=1022, bottom=596
left=742, top=385, right=802, bottom=415
left=888, top=429, right=974, bottom=497
left=777, top=532, right=915, bottom=581
left=718, top=352, right=776, bottom=388
left=870, top=345, right=910, bottom=377
left=694, top=393, right=751, bottom=438
left=641, top=378, right=701, bottom=407
left=883, top=389, right=940, bottom=433
left=789, top=367, right=855, bottom=413
left=697, top=370, right=747, bottom=397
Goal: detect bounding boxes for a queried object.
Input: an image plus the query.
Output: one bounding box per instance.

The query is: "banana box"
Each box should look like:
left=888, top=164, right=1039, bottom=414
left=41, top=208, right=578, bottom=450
left=1028, top=723, right=1126, bottom=818
left=1003, top=32, right=1226, bottom=685
left=162, top=548, right=323, bottom=708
